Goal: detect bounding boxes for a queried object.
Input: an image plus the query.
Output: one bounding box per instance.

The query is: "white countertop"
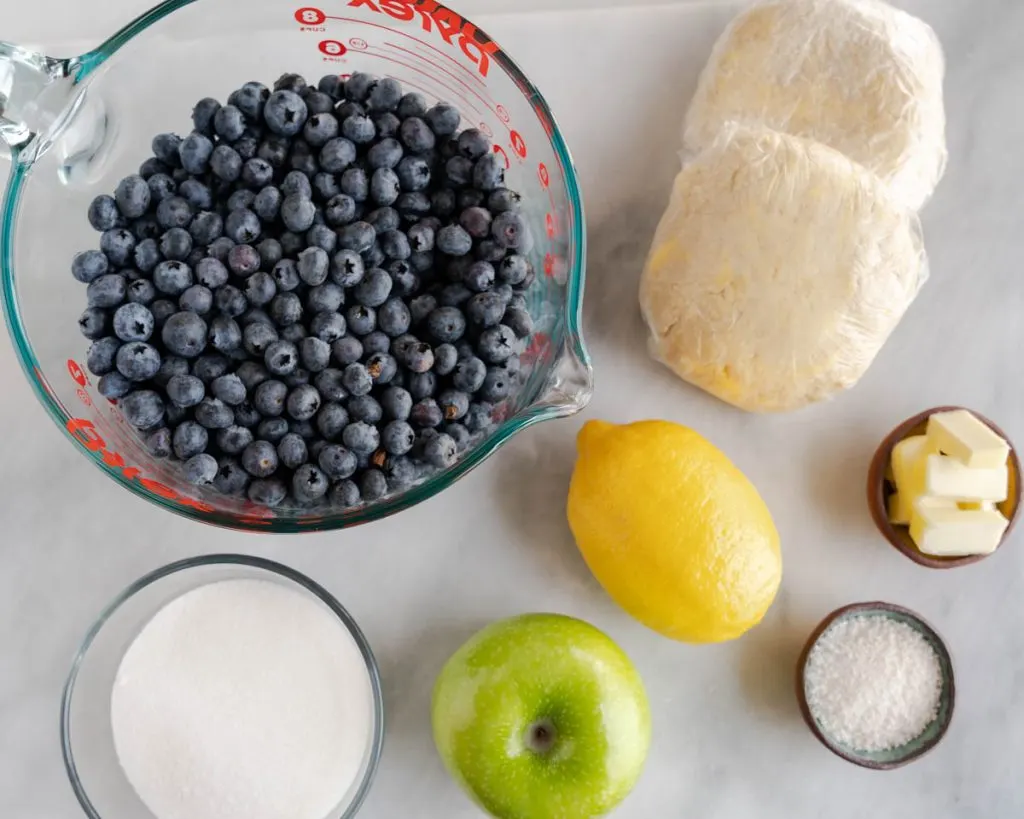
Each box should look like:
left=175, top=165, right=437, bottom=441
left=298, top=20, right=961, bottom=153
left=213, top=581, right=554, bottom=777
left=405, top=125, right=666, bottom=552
left=3, top=1, right=1024, bottom=817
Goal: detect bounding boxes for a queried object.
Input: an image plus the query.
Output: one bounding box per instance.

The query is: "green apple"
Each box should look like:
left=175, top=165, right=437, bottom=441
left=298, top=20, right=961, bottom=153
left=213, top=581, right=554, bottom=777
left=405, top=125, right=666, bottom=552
left=431, top=613, right=650, bottom=819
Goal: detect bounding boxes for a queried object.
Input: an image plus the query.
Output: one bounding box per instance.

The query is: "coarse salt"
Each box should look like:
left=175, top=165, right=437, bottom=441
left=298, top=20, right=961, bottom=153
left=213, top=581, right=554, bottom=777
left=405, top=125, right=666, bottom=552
left=111, top=579, right=374, bottom=819
left=803, top=614, right=942, bottom=752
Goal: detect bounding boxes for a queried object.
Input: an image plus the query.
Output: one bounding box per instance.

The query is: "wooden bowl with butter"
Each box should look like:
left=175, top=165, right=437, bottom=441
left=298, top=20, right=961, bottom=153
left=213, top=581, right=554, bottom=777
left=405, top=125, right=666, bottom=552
left=867, top=406, right=1022, bottom=569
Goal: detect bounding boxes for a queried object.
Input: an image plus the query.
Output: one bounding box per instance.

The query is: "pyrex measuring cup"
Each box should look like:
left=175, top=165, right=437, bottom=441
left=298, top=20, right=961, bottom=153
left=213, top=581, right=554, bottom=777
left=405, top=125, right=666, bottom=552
left=0, top=0, right=592, bottom=533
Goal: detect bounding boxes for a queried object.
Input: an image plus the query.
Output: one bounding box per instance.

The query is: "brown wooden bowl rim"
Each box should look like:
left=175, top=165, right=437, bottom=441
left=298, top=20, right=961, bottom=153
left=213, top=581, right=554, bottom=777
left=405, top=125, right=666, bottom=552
left=867, top=406, right=1022, bottom=569
left=795, top=601, right=956, bottom=770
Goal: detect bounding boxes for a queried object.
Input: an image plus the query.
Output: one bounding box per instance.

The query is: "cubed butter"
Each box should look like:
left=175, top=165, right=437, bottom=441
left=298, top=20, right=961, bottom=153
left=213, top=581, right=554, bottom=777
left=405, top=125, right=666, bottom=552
left=889, top=493, right=954, bottom=525
left=891, top=435, right=933, bottom=497
left=909, top=502, right=1009, bottom=557
left=925, top=454, right=1008, bottom=502
left=926, top=409, right=1009, bottom=469
left=958, top=500, right=998, bottom=511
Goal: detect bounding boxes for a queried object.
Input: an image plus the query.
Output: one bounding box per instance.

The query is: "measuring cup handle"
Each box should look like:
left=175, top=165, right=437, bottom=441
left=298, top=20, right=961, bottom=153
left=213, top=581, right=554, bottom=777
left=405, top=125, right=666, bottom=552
left=0, top=41, right=78, bottom=162
left=531, top=333, right=594, bottom=417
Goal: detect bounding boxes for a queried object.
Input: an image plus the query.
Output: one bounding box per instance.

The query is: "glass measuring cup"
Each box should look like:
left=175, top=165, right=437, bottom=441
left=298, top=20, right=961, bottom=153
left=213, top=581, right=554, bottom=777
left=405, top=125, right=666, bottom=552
left=0, top=0, right=592, bottom=532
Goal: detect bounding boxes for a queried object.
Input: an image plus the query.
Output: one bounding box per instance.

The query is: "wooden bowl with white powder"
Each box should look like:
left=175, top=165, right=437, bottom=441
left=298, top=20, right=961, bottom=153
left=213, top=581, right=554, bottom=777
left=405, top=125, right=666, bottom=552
left=796, top=601, right=955, bottom=770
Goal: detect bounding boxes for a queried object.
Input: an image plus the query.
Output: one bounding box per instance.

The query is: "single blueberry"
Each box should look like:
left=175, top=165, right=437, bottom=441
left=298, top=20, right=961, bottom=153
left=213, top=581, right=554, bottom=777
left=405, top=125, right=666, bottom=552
left=330, top=479, right=361, bottom=508
left=319, top=138, right=357, bottom=175
left=147, top=173, right=177, bottom=204
left=114, top=174, right=151, bottom=219
left=337, top=222, right=375, bottom=254
left=373, top=298, right=410, bottom=338
left=247, top=478, right=288, bottom=507
left=379, top=386, right=412, bottom=421
left=498, top=254, right=530, bottom=286
left=503, top=306, right=534, bottom=339
left=341, top=421, right=379, bottom=456
left=151, top=132, right=183, bottom=166
left=345, top=305, right=376, bottom=336
left=424, top=102, right=460, bottom=137
left=426, top=307, right=466, bottom=344
left=263, top=90, right=308, bottom=136
left=341, top=363, right=373, bottom=397
left=318, top=74, right=345, bottom=99
left=112, top=303, right=155, bottom=343
left=331, top=339, right=364, bottom=371
left=139, top=157, right=171, bottom=179
left=366, top=207, right=401, bottom=235
left=191, top=353, right=230, bottom=383
left=154, top=357, right=189, bottom=393
left=395, top=156, right=431, bottom=192
left=477, top=324, right=517, bottom=363
left=264, top=339, right=299, bottom=377
left=224, top=208, right=261, bottom=244
left=257, top=417, right=290, bottom=443
left=362, top=241, right=386, bottom=269
left=316, top=402, right=350, bottom=440
left=464, top=260, right=496, bottom=292
left=491, top=211, right=530, bottom=250
left=314, top=369, right=347, bottom=403
left=145, top=427, right=173, bottom=458
left=472, top=154, right=505, bottom=191
left=291, top=464, right=328, bottom=503
left=285, top=383, right=321, bottom=421
left=452, top=356, right=487, bottom=393
left=438, top=283, right=472, bottom=307
left=408, top=371, right=438, bottom=402
left=436, top=224, right=473, bottom=256
left=253, top=379, right=288, bottom=417
left=97, top=371, right=132, bottom=399
left=280, top=194, right=316, bottom=233
left=365, top=352, right=398, bottom=386
left=466, top=291, right=506, bottom=328
left=351, top=267, right=391, bottom=308
left=100, top=228, right=136, bottom=267
left=88, top=195, right=122, bottom=231
left=210, top=144, right=243, bottom=181
left=270, top=292, right=303, bottom=326
left=86, top=274, right=128, bottom=309
left=275, top=433, right=307, bottom=470
left=444, top=156, right=474, bottom=188
left=410, top=397, right=444, bottom=428
left=242, top=440, right=280, bottom=478
left=162, top=311, right=207, bottom=358
left=176, top=133, right=213, bottom=175
left=78, top=307, right=110, bottom=340
left=305, top=311, right=344, bottom=344
left=216, top=425, right=255, bottom=455
left=312, top=171, right=341, bottom=202
left=152, top=260, right=192, bottom=296
left=158, top=227, right=192, bottom=262
left=423, top=432, right=458, bottom=468
left=214, top=458, right=251, bottom=496
left=340, top=167, right=369, bottom=202
left=192, top=97, right=221, bottom=134
left=368, top=167, right=401, bottom=207
left=242, top=271, right=276, bottom=308
left=307, top=282, right=345, bottom=314
left=206, top=236, right=236, bottom=262
left=273, top=73, right=308, bottom=95
left=295, top=246, right=329, bottom=287
left=71, top=249, right=109, bottom=283
left=120, top=390, right=165, bottom=431
left=257, top=134, right=290, bottom=168
left=341, top=113, right=376, bottom=145
left=183, top=453, right=218, bottom=486
left=167, top=373, right=205, bottom=408
left=305, top=90, right=335, bottom=116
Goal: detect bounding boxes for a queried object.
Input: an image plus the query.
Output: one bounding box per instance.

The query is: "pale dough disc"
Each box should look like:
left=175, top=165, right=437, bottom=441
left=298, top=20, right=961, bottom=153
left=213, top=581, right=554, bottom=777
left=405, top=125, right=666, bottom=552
left=640, top=125, right=926, bottom=413
left=684, top=0, right=946, bottom=210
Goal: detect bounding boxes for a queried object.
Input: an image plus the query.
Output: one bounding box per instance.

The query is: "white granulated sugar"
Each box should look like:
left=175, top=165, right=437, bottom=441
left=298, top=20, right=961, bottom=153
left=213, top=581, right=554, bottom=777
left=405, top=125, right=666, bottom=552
left=804, top=614, right=942, bottom=752
left=111, top=579, right=373, bottom=819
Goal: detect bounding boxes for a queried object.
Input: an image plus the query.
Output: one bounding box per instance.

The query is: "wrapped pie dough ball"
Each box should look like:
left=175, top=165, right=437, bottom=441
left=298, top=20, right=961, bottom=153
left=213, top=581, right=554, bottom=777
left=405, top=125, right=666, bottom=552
left=639, top=125, right=926, bottom=413
left=684, top=0, right=946, bottom=211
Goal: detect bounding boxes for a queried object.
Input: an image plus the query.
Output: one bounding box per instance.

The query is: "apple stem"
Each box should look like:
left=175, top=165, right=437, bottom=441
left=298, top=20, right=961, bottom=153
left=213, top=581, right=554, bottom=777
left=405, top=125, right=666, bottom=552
left=526, top=719, right=557, bottom=754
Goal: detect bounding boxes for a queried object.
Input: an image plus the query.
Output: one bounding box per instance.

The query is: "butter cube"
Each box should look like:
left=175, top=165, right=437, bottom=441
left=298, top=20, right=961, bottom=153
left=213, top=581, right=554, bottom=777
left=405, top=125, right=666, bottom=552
left=887, top=492, right=912, bottom=524
left=891, top=435, right=933, bottom=497
left=927, top=410, right=1009, bottom=469
left=909, top=502, right=1009, bottom=557
left=925, top=454, right=1008, bottom=502
left=958, top=500, right=998, bottom=512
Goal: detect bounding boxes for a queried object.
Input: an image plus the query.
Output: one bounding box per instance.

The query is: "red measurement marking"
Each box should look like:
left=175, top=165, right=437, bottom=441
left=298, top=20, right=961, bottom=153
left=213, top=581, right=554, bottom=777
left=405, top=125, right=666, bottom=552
left=76, top=387, right=92, bottom=407
left=341, top=1, right=500, bottom=78
left=544, top=253, right=555, bottom=277
left=546, top=213, right=556, bottom=239
left=295, top=7, right=327, bottom=25
left=349, top=37, right=369, bottom=50
left=66, top=416, right=217, bottom=514
left=496, top=104, right=510, bottom=123
left=319, top=39, right=348, bottom=56
left=361, top=49, right=485, bottom=119
left=478, top=121, right=493, bottom=138
left=523, top=332, right=551, bottom=364
left=538, top=163, right=550, bottom=188
left=492, top=144, right=510, bottom=170
left=510, top=130, right=527, bottom=159
left=380, top=41, right=498, bottom=124
left=68, top=359, right=87, bottom=386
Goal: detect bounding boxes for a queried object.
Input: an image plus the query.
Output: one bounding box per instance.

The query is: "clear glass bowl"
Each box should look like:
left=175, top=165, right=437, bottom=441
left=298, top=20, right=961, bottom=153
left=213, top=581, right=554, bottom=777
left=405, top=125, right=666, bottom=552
left=61, top=554, right=385, bottom=819
left=0, top=0, right=592, bottom=531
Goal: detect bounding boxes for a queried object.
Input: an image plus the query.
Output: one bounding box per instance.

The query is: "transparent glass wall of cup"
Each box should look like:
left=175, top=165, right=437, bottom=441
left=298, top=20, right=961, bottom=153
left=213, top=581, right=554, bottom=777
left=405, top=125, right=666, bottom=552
left=0, top=0, right=592, bottom=532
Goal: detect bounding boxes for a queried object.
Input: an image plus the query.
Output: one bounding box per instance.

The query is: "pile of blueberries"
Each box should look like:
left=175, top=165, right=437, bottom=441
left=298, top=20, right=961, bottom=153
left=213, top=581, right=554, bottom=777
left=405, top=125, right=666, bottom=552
left=72, top=72, right=536, bottom=510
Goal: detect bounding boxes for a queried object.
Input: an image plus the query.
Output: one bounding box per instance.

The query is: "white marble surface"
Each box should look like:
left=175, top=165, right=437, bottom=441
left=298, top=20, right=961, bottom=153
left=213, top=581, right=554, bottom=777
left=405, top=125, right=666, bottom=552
left=3, top=1, right=1024, bottom=817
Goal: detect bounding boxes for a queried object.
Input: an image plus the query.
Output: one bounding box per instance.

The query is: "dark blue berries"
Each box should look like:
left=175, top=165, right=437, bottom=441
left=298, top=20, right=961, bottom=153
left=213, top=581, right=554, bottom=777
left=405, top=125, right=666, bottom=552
left=71, top=73, right=534, bottom=510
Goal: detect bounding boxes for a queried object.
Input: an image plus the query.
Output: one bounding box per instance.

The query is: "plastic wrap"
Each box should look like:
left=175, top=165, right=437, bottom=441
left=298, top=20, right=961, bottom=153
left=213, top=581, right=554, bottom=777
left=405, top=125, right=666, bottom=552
left=639, top=125, right=927, bottom=413
left=683, top=0, right=947, bottom=211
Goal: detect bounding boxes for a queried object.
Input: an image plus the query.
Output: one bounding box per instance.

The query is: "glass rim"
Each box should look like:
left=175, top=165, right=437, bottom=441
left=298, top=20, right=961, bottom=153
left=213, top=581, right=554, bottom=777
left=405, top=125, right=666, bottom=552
left=60, top=553, right=387, bottom=819
left=0, top=0, right=591, bottom=533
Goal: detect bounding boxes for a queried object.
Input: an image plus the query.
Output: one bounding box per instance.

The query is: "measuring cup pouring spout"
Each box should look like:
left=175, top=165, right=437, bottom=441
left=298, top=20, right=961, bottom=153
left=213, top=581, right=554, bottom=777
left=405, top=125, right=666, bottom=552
left=0, top=41, right=112, bottom=181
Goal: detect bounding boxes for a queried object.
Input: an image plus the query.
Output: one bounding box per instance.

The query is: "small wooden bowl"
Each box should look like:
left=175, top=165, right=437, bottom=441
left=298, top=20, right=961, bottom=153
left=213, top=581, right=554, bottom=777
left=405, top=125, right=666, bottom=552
left=867, top=406, right=1021, bottom=569
left=796, top=602, right=955, bottom=770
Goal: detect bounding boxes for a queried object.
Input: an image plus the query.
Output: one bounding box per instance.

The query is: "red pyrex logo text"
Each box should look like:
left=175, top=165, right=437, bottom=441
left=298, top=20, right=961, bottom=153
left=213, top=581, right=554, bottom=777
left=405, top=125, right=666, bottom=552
left=348, top=0, right=500, bottom=77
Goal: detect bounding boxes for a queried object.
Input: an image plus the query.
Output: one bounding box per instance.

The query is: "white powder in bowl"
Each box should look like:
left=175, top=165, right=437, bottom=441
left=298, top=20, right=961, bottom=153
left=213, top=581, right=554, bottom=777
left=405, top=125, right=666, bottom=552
left=111, top=578, right=374, bottom=819
left=803, top=614, right=943, bottom=752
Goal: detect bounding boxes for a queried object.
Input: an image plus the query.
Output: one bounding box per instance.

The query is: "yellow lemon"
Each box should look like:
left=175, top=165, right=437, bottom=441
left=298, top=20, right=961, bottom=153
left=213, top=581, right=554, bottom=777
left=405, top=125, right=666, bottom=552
left=567, top=420, right=781, bottom=643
